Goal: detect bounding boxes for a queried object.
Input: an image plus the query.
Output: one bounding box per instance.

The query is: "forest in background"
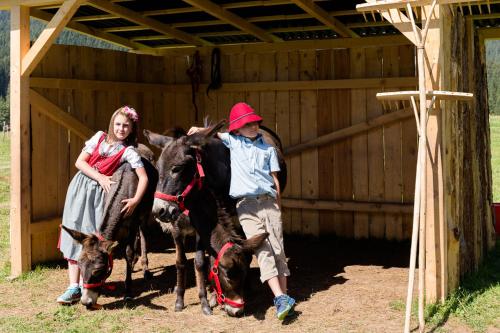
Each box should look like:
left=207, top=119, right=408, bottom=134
left=0, top=10, right=498, bottom=125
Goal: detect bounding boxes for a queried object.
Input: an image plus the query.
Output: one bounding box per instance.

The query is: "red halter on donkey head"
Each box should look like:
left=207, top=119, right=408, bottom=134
left=208, top=242, right=245, bottom=309
left=82, top=233, right=115, bottom=291
left=154, top=149, right=205, bottom=216
left=153, top=120, right=226, bottom=216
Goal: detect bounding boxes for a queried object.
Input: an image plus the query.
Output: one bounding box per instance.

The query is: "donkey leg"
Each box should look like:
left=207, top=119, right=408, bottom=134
left=139, top=222, right=152, bottom=280
left=124, top=243, right=134, bottom=301
left=173, top=233, right=187, bottom=312
left=194, top=236, right=211, bottom=315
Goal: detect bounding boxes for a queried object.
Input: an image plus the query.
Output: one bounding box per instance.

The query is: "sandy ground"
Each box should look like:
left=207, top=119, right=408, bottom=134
left=0, top=235, right=480, bottom=333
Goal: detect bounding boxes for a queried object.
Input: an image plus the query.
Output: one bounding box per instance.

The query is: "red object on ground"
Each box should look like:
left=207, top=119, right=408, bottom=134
left=494, top=203, right=500, bottom=236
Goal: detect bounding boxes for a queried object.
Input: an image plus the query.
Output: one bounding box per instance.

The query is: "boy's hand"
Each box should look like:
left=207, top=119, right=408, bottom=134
left=121, top=197, right=140, bottom=217
left=187, top=126, right=204, bottom=135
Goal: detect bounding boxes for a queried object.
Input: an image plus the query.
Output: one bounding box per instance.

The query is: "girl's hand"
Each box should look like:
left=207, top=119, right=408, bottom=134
left=121, top=197, right=140, bottom=217
left=97, top=174, right=116, bottom=193
left=187, top=126, right=204, bottom=135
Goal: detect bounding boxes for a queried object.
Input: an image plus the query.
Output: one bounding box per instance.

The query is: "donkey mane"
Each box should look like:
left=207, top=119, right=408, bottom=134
left=99, top=164, right=132, bottom=240
left=210, top=202, right=243, bottom=250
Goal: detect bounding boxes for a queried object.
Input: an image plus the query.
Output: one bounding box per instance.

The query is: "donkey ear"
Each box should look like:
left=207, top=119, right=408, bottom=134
left=100, top=240, right=119, bottom=254
left=242, top=232, right=269, bottom=252
left=205, top=119, right=226, bottom=138
left=143, top=129, right=173, bottom=148
left=62, top=225, right=89, bottom=244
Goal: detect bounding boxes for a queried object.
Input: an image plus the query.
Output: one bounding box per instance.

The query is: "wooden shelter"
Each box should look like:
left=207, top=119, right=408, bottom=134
left=4, top=0, right=498, bottom=320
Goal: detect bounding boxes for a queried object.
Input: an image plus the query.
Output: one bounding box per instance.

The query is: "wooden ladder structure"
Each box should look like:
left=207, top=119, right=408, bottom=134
left=356, top=1, right=477, bottom=332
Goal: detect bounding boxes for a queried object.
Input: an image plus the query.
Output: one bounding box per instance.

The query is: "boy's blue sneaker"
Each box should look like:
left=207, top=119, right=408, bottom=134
left=274, top=294, right=296, bottom=320
left=56, top=286, right=81, bottom=305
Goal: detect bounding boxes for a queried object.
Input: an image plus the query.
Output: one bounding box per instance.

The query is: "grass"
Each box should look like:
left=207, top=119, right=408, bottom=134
left=491, top=115, right=500, bottom=202
left=425, top=240, right=500, bottom=332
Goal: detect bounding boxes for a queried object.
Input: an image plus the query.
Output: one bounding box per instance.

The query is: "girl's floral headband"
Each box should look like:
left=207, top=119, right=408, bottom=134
left=122, top=106, right=139, bottom=122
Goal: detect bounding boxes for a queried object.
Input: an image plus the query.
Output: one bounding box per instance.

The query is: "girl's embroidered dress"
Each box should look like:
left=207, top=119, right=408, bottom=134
left=59, top=131, right=142, bottom=261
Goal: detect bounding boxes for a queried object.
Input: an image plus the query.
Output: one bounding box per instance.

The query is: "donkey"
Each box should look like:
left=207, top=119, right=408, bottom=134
left=62, top=152, right=158, bottom=308
left=144, top=121, right=286, bottom=316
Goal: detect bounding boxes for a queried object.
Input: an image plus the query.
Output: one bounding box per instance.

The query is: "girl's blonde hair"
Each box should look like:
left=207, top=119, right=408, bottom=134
left=106, top=106, right=139, bottom=147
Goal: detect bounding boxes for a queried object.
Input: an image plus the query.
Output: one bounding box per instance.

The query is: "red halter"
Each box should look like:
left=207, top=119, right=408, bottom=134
left=154, top=150, right=205, bottom=216
left=82, top=233, right=115, bottom=290
left=208, top=242, right=245, bottom=309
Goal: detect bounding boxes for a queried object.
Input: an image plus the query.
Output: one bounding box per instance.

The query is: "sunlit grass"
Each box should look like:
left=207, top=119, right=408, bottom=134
left=491, top=115, right=500, bottom=202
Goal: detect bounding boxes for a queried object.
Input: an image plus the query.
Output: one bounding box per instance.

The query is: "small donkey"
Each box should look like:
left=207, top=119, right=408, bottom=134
left=63, top=152, right=158, bottom=308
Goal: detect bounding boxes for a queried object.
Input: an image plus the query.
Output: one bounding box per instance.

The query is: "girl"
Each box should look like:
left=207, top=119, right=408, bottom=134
left=57, top=106, right=148, bottom=304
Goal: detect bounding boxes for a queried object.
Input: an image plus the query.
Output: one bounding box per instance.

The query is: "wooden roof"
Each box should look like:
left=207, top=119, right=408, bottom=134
left=29, top=0, right=500, bottom=53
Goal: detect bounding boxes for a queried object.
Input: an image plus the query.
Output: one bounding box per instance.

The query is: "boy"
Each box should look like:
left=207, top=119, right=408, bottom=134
left=188, top=102, right=295, bottom=320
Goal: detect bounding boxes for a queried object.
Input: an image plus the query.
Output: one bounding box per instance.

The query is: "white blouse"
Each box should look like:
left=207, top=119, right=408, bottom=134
left=83, top=131, right=143, bottom=169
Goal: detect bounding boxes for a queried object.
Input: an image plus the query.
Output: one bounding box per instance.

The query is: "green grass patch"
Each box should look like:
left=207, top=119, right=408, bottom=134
left=0, top=136, right=8, bottom=280
left=491, top=115, right=500, bottom=202
left=0, top=307, right=140, bottom=333
left=425, top=240, right=500, bottom=332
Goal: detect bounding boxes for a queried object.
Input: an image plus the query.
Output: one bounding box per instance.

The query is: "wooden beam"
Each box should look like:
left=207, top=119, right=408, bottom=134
left=21, top=0, right=83, bottom=77
left=284, top=107, right=414, bottom=156
left=30, top=89, right=93, bottom=139
left=376, top=90, right=474, bottom=100
left=357, top=0, right=484, bottom=11
left=155, top=35, right=411, bottom=55
left=182, top=0, right=281, bottom=42
left=0, top=0, right=62, bottom=9
left=88, top=0, right=209, bottom=46
left=31, top=217, right=61, bottom=234
left=281, top=198, right=414, bottom=214
left=290, top=0, right=358, bottom=38
left=478, top=27, right=500, bottom=40
left=10, top=5, right=31, bottom=277
left=30, top=8, right=155, bottom=53
left=359, top=1, right=419, bottom=45
left=30, top=76, right=417, bottom=93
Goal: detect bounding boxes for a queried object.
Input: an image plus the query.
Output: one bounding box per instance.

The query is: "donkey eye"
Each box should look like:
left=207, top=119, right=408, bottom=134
left=171, top=165, right=182, bottom=173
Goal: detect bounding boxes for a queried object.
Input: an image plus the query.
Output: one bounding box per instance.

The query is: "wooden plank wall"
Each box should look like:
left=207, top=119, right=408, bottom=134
left=30, top=43, right=417, bottom=263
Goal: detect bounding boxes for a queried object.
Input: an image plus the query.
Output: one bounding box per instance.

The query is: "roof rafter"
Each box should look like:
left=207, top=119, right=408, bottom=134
left=87, top=0, right=209, bottom=46
left=289, top=0, right=359, bottom=38
left=30, top=8, right=155, bottom=53
left=181, top=0, right=281, bottom=43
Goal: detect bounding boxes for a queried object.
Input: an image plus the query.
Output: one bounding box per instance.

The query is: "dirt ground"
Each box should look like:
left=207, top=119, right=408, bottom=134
left=0, top=234, right=476, bottom=332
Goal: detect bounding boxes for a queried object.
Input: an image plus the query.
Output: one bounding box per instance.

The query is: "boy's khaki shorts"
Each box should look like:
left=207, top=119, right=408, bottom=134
left=236, top=195, right=290, bottom=283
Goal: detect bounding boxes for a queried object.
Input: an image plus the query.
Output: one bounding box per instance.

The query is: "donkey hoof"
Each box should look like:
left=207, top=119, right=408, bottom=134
left=143, top=270, right=153, bottom=281
left=202, top=306, right=213, bottom=316
left=174, top=302, right=184, bottom=312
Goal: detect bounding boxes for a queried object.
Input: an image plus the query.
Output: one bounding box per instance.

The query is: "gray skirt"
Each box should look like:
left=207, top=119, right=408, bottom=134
left=59, top=171, right=105, bottom=261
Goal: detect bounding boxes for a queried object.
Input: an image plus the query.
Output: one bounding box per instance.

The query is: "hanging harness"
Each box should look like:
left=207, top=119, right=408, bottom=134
left=206, top=48, right=222, bottom=97
left=208, top=242, right=245, bottom=308
left=186, top=50, right=202, bottom=122
left=154, top=150, right=205, bottom=216
left=82, top=233, right=115, bottom=290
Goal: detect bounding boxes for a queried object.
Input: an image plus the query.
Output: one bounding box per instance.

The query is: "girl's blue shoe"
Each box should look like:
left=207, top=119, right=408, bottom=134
left=274, top=294, right=296, bottom=320
left=56, top=286, right=81, bottom=304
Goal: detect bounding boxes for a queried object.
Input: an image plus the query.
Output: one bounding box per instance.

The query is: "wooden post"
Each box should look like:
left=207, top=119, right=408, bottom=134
left=10, top=5, right=31, bottom=277
left=423, top=3, right=446, bottom=303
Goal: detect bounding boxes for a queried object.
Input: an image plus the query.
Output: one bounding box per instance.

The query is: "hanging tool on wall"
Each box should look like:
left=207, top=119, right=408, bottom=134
left=186, top=50, right=202, bottom=122
left=206, top=48, right=222, bottom=97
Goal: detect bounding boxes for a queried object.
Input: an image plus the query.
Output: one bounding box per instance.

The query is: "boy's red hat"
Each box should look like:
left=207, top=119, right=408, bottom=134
left=228, top=102, right=263, bottom=132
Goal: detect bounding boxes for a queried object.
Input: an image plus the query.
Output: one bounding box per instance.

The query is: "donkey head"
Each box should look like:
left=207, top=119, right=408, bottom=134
left=209, top=231, right=268, bottom=317
left=144, top=121, right=224, bottom=223
left=62, top=226, right=118, bottom=308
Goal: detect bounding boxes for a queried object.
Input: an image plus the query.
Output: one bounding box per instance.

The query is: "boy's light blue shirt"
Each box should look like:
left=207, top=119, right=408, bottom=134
left=219, top=132, right=281, bottom=199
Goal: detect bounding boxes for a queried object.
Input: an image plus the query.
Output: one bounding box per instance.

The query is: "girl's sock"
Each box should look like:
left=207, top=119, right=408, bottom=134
left=69, top=283, right=79, bottom=289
